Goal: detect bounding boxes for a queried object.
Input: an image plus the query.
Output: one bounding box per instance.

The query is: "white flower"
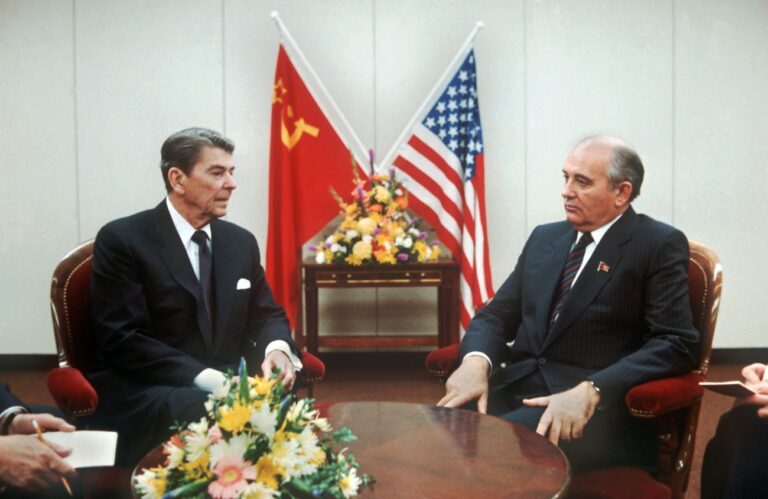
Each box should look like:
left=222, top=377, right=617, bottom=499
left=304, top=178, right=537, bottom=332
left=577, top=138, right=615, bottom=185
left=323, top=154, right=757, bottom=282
left=315, top=251, right=326, bottom=264
left=340, top=245, right=347, bottom=253
left=362, top=234, right=373, bottom=243
left=325, top=235, right=336, bottom=244
left=330, top=243, right=341, bottom=253
left=408, top=227, right=420, bottom=237
left=163, top=441, right=185, bottom=469
left=249, top=402, right=277, bottom=441
left=204, top=399, right=214, bottom=413
left=210, top=433, right=254, bottom=468
left=184, top=418, right=210, bottom=462
left=401, top=236, right=413, bottom=249
left=313, top=417, right=332, bottom=432
left=271, top=438, right=302, bottom=478
left=395, top=188, right=403, bottom=196
left=133, top=468, right=163, bottom=499
left=242, top=481, right=280, bottom=499
left=395, top=235, right=403, bottom=245
left=338, top=467, right=362, bottom=497
left=345, top=230, right=359, bottom=240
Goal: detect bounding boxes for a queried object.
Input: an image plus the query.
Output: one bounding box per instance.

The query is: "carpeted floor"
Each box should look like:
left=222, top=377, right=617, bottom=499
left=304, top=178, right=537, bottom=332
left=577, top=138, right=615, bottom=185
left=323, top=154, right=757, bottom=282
left=0, top=353, right=746, bottom=498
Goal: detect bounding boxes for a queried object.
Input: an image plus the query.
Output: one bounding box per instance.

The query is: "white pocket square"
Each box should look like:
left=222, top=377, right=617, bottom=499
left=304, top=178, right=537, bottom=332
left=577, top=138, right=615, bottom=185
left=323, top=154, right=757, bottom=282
left=236, top=278, right=251, bottom=290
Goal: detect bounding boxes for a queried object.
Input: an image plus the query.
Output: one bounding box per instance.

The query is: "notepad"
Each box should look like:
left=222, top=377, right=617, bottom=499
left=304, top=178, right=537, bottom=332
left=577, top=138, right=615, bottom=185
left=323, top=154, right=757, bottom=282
left=699, top=381, right=758, bottom=398
left=42, top=431, right=118, bottom=468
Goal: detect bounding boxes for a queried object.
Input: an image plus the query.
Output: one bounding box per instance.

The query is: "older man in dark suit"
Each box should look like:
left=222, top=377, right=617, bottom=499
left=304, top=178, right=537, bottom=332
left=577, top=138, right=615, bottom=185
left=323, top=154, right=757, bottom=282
left=85, top=128, right=301, bottom=464
left=438, top=135, right=700, bottom=471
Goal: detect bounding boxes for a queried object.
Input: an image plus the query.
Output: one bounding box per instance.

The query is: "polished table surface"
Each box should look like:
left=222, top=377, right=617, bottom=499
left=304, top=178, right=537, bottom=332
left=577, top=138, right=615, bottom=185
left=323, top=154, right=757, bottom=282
left=328, top=401, right=570, bottom=498
left=130, top=401, right=570, bottom=498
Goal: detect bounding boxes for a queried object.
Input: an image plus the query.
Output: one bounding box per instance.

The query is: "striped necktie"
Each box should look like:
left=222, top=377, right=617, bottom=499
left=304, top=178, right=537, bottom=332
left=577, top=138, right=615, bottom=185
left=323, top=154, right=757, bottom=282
left=548, top=232, right=593, bottom=331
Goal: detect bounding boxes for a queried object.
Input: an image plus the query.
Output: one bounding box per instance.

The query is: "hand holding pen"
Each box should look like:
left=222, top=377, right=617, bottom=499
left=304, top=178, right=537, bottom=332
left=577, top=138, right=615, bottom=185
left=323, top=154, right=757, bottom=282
left=31, top=419, right=75, bottom=495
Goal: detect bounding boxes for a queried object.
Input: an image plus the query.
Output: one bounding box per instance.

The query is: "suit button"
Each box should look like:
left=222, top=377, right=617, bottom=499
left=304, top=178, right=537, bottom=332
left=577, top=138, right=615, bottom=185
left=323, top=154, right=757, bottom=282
left=538, top=357, right=546, bottom=365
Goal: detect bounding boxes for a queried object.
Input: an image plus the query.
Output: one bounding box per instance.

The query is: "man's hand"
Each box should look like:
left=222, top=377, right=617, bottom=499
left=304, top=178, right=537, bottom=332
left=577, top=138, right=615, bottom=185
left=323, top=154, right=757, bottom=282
left=523, top=381, right=601, bottom=446
left=0, top=435, right=75, bottom=492
left=437, top=356, right=490, bottom=413
left=8, top=413, right=75, bottom=436
left=262, top=350, right=297, bottom=390
left=742, top=363, right=768, bottom=418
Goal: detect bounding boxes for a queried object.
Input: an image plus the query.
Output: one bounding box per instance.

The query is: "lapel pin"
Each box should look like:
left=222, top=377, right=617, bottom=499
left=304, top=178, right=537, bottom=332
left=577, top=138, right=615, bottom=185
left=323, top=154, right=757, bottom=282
left=597, top=261, right=610, bottom=273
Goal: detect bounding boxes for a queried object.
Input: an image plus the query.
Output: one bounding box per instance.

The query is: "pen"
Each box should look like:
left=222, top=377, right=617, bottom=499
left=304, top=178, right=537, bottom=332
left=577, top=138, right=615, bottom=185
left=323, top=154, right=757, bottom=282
left=31, top=419, right=73, bottom=496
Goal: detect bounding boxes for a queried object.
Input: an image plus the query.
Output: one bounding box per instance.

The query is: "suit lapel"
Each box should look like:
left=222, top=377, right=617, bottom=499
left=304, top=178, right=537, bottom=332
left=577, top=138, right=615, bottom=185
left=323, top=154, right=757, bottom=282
left=153, top=202, right=214, bottom=349
left=211, top=220, right=238, bottom=350
left=542, top=207, right=637, bottom=351
left=535, top=227, right=577, bottom=347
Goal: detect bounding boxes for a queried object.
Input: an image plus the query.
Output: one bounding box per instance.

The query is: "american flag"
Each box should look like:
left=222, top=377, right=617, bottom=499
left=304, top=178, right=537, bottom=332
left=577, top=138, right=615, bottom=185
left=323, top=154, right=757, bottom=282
left=391, top=50, right=493, bottom=333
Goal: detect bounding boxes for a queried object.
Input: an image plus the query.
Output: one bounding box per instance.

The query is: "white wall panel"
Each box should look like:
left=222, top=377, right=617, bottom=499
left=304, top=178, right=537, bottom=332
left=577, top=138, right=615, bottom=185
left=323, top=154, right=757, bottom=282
left=526, top=0, right=675, bottom=229
left=0, top=0, right=77, bottom=353
left=675, top=0, right=768, bottom=347
left=75, top=0, right=225, bottom=239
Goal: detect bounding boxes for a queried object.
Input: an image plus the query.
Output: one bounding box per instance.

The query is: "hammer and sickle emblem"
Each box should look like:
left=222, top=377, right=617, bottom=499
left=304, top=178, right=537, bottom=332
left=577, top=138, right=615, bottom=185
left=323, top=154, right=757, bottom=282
left=280, top=105, right=319, bottom=150
left=273, top=79, right=319, bottom=149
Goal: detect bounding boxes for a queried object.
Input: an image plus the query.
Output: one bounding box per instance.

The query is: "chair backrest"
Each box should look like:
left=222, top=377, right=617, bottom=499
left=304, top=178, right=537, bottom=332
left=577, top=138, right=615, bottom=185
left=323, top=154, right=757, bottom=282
left=686, top=240, right=723, bottom=374
left=50, top=240, right=96, bottom=371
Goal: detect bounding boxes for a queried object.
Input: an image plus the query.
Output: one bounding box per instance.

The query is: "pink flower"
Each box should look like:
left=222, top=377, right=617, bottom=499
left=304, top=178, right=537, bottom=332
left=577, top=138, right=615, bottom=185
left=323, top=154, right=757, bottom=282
left=208, top=424, right=223, bottom=444
left=208, top=454, right=257, bottom=499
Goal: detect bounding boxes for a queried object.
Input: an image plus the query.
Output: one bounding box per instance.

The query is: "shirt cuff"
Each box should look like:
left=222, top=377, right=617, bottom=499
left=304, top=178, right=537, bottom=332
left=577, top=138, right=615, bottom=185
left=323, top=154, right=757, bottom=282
left=193, top=368, right=227, bottom=394
left=0, top=406, right=28, bottom=435
left=463, top=352, right=493, bottom=375
left=265, top=340, right=303, bottom=371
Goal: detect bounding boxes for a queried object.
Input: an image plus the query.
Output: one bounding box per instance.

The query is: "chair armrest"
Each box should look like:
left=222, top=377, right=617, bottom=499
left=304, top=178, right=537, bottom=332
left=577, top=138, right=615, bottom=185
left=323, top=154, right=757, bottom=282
left=300, top=352, right=325, bottom=384
left=47, top=367, right=99, bottom=417
left=426, top=344, right=461, bottom=379
left=625, top=373, right=704, bottom=418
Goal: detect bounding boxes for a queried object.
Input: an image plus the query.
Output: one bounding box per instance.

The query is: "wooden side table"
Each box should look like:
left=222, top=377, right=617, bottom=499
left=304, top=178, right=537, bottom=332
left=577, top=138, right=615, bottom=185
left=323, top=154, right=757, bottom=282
left=300, top=260, right=459, bottom=354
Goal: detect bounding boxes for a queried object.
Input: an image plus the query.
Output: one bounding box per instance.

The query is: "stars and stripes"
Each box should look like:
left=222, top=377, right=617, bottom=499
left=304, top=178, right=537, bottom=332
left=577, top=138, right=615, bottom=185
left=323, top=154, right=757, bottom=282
left=390, top=50, right=493, bottom=333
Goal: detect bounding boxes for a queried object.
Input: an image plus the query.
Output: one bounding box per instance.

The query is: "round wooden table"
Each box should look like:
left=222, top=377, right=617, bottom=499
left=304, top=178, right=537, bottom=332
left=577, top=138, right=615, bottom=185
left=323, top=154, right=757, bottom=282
left=329, top=401, right=570, bottom=498
left=133, top=401, right=570, bottom=498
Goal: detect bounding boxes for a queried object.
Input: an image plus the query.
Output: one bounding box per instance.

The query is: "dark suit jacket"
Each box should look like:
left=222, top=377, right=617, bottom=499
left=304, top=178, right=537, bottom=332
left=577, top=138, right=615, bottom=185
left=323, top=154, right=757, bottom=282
left=88, top=201, right=296, bottom=387
left=461, top=207, right=700, bottom=403
left=0, top=384, right=24, bottom=412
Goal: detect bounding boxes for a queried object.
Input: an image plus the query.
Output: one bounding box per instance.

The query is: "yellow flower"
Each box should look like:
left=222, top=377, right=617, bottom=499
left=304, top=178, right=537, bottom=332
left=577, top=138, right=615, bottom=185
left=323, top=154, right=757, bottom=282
left=149, top=466, right=168, bottom=497
left=429, top=245, right=441, bottom=261
left=345, top=203, right=358, bottom=216
left=218, top=401, right=251, bottom=434
left=357, top=217, right=376, bottom=235
left=374, top=249, right=396, bottom=264
left=352, top=241, right=372, bottom=261
left=310, top=447, right=326, bottom=466
left=255, top=455, right=281, bottom=490
left=179, top=453, right=212, bottom=480
left=250, top=376, right=276, bottom=397
left=373, top=185, right=391, bottom=203
left=344, top=254, right=362, bottom=266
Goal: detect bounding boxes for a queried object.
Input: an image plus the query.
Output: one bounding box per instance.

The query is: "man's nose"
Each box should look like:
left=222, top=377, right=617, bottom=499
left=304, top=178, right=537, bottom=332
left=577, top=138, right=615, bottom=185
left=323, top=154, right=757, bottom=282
left=224, top=173, right=237, bottom=190
left=561, top=181, right=573, bottom=198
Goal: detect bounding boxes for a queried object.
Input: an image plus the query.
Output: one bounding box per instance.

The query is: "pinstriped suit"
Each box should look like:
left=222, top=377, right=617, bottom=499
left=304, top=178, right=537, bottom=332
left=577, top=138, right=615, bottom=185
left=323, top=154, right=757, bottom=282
left=460, top=206, right=699, bottom=468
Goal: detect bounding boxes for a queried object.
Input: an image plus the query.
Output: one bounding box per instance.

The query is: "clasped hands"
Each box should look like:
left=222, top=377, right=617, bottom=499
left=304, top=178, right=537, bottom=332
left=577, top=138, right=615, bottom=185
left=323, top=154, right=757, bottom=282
left=437, top=357, right=600, bottom=446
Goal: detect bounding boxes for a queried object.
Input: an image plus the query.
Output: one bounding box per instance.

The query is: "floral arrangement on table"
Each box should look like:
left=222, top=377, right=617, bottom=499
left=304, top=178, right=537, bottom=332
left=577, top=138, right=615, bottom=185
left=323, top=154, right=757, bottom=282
left=310, top=157, right=441, bottom=266
left=133, top=359, right=370, bottom=499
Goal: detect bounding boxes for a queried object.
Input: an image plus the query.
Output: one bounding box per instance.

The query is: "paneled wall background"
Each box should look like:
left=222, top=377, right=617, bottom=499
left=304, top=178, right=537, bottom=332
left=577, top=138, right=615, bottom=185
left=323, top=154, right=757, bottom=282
left=1, top=0, right=766, bottom=354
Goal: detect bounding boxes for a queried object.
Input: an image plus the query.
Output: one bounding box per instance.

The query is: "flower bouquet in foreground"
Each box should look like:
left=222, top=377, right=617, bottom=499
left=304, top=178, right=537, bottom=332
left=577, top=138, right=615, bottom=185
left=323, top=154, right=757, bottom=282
left=310, top=157, right=441, bottom=266
left=133, top=359, right=371, bottom=499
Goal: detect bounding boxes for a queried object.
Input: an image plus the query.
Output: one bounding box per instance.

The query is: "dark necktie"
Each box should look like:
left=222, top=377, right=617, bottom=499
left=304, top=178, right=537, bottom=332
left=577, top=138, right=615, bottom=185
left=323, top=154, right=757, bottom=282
left=548, top=232, right=593, bottom=331
left=191, top=230, right=213, bottom=327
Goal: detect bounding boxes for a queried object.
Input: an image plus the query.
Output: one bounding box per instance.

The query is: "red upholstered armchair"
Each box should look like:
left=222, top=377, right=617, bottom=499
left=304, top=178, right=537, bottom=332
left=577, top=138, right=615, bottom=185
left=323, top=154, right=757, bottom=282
left=426, top=240, right=722, bottom=499
left=47, top=240, right=326, bottom=418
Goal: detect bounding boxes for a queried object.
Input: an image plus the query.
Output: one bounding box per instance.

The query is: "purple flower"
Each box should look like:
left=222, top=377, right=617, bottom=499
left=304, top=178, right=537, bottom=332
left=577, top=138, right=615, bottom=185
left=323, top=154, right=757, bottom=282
left=419, top=231, right=428, bottom=240
left=308, top=244, right=317, bottom=252
left=397, top=253, right=410, bottom=262
left=323, top=243, right=332, bottom=249
left=373, top=228, right=381, bottom=235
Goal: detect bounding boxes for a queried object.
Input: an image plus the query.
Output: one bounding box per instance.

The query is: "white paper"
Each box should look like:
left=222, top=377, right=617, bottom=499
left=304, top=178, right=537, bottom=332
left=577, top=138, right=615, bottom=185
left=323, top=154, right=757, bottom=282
left=42, top=431, right=118, bottom=468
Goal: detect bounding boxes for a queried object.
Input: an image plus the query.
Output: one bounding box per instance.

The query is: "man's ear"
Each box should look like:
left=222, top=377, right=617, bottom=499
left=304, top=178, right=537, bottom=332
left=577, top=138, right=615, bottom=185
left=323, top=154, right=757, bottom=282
left=615, top=181, right=633, bottom=207
left=168, top=167, right=186, bottom=195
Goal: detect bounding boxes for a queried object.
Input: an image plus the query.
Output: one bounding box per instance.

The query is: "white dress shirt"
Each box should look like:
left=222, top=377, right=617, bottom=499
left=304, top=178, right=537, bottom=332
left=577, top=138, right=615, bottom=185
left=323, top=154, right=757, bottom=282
left=165, top=198, right=301, bottom=393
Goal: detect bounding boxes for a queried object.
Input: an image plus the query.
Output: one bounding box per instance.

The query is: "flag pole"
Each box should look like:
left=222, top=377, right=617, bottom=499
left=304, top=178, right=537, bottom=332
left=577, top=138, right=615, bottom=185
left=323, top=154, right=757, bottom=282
left=379, top=21, right=484, bottom=171
left=271, top=11, right=370, bottom=171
